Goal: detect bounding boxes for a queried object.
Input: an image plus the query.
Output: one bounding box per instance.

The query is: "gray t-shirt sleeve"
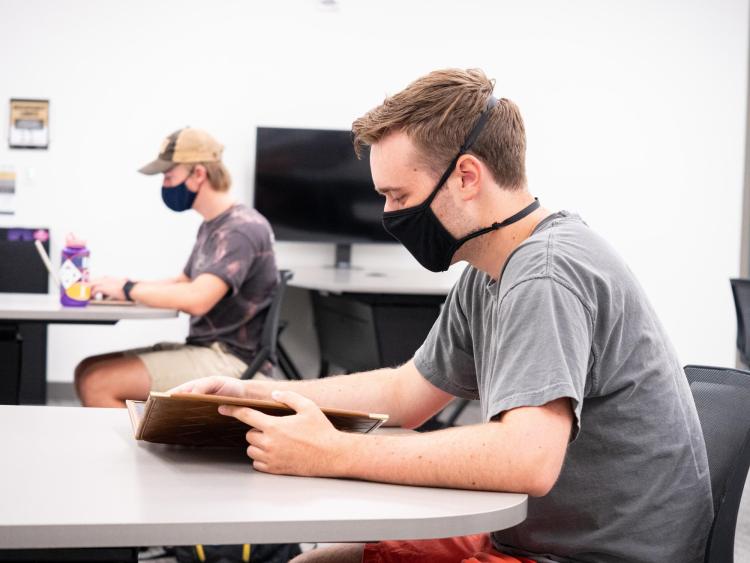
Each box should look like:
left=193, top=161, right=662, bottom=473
left=415, top=275, right=592, bottom=439
left=414, top=282, right=481, bottom=400
left=487, top=277, right=592, bottom=439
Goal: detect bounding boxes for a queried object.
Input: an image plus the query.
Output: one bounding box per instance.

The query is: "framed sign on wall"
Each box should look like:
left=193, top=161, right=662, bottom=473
left=8, top=98, right=49, bottom=149
left=0, top=168, right=16, bottom=215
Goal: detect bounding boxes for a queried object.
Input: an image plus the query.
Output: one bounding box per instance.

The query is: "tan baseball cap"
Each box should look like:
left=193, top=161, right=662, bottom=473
left=138, top=128, right=224, bottom=175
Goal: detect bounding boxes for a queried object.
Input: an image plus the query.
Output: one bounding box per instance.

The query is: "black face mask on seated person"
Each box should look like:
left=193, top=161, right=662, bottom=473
left=381, top=96, right=540, bottom=272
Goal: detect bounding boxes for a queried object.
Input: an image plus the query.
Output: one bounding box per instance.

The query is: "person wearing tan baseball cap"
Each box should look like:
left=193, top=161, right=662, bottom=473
left=139, top=127, right=224, bottom=174
left=140, top=127, right=227, bottom=211
left=74, top=127, right=280, bottom=409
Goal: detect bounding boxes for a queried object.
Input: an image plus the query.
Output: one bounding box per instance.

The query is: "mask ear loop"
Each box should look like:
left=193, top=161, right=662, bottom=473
left=185, top=165, right=202, bottom=194
left=442, top=198, right=541, bottom=267
left=459, top=96, right=499, bottom=154
left=382, top=96, right=500, bottom=219
left=422, top=96, right=500, bottom=209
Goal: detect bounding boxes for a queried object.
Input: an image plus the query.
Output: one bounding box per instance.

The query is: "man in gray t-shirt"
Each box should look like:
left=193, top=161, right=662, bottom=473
left=175, top=69, right=713, bottom=563
left=415, top=210, right=713, bottom=561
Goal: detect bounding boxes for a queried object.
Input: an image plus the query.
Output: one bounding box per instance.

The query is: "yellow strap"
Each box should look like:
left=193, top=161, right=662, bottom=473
left=195, top=544, right=206, bottom=562
left=242, top=543, right=251, bottom=562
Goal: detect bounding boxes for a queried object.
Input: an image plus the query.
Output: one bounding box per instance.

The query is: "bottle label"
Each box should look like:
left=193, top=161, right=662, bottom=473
left=59, top=258, right=82, bottom=289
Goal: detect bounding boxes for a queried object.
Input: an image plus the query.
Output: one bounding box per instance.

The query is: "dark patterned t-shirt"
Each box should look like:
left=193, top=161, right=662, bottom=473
left=183, top=203, right=278, bottom=365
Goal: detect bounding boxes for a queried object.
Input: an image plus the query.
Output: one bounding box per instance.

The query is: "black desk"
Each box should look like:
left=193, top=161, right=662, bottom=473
left=286, top=266, right=458, bottom=376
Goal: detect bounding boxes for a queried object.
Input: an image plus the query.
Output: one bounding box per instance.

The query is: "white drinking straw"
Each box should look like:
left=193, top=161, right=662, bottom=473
left=34, top=239, right=62, bottom=288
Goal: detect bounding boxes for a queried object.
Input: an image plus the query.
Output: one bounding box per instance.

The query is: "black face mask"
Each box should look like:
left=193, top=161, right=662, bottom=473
left=381, top=96, right=540, bottom=272
left=161, top=167, right=197, bottom=212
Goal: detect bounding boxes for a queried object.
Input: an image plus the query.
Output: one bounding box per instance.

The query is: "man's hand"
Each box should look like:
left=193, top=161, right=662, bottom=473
left=90, top=276, right=128, bottom=300
left=219, top=390, right=350, bottom=477
left=169, top=375, right=259, bottom=399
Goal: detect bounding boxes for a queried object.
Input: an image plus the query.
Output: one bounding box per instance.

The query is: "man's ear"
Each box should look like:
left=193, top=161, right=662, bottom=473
left=192, top=164, right=208, bottom=183
left=455, top=154, right=483, bottom=201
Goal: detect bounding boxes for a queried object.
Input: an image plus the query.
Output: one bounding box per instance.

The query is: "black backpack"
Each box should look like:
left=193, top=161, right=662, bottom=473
left=174, top=543, right=302, bottom=563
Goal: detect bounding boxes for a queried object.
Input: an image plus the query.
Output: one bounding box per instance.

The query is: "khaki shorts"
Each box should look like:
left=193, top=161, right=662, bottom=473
left=123, top=342, right=250, bottom=392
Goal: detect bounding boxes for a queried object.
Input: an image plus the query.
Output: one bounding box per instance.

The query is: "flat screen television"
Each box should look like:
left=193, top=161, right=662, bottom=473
left=253, top=127, right=394, bottom=267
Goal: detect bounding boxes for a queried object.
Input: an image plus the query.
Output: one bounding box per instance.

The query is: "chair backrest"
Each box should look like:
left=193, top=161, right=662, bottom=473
left=684, top=364, right=750, bottom=563
left=730, top=279, right=750, bottom=365
left=241, top=269, right=293, bottom=379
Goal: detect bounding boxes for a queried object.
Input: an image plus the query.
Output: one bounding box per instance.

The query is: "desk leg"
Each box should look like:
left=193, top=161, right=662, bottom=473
left=17, top=323, right=47, bottom=405
left=0, top=324, right=21, bottom=405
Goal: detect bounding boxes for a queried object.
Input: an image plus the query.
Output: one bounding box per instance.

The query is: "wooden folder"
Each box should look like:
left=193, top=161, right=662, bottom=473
left=126, top=391, right=389, bottom=448
left=89, top=298, right=134, bottom=306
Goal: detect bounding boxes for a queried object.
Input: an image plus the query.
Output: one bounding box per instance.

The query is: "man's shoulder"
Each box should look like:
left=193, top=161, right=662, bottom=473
left=224, top=203, right=267, bottom=226
left=452, top=212, right=608, bottom=310
left=518, top=210, right=593, bottom=260
left=501, top=211, right=617, bottom=289
left=212, top=204, right=273, bottom=240
left=454, top=263, right=490, bottom=297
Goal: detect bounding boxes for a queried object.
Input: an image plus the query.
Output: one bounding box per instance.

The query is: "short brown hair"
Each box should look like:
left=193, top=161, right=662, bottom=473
left=199, top=160, right=232, bottom=192
left=352, top=68, right=526, bottom=190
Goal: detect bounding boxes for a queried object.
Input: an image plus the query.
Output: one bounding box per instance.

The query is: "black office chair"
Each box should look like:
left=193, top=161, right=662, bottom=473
left=240, top=270, right=301, bottom=380
left=730, top=279, right=750, bottom=366
left=684, top=364, right=750, bottom=563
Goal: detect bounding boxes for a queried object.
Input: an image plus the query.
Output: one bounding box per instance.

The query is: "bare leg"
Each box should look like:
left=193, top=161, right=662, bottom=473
left=74, top=352, right=126, bottom=398
left=290, top=544, right=365, bottom=563
left=75, top=355, right=152, bottom=408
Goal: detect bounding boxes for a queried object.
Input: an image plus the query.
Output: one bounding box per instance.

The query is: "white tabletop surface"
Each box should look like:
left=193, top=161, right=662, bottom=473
left=0, top=293, right=177, bottom=321
left=286, top=266, right=462, bottom=295
left=0, top=406, right=527, bottom=549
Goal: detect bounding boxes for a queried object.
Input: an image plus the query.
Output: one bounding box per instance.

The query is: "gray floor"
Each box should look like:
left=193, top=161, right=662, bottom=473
left=46, top=384, right=750, bottom=561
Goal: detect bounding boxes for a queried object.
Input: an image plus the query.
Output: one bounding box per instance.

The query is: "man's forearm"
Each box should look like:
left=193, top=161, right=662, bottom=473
left=145, top=275, right=189, bottom=286
left=332, top=421, right=559, bottom=496
left=225, top=390, right=571, bottom=496
left=248, top=368, right=409, bottom=424
left=129, top=281, right=193, bottom=311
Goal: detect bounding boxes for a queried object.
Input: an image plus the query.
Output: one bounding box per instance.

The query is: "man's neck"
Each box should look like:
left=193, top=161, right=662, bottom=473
left=194, top=191, right=236, bottom=222
left=462, top=204, right=551, bottom=280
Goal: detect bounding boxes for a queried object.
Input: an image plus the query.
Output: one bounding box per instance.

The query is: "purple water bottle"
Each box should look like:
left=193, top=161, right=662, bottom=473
left=59, top=233, right=91, bottom=307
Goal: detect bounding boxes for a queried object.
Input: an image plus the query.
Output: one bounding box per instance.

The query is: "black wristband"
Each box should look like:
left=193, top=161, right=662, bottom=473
left=122, top=280, right=137, bottom=302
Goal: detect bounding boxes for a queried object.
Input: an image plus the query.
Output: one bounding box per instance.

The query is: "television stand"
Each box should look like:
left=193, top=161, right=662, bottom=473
left=326, top=243, right=361, bottom=270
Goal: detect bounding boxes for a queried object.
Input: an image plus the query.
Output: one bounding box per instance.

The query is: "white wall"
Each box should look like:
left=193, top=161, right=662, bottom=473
left=0, top=0, right=746, bottom=382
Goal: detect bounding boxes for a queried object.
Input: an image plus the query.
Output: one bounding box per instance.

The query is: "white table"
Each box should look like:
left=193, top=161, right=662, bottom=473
left=0, top=293, right=177, bottom=404
left=0, top=406, right=527, bottom=549
left=0, top=293, right=177, bottom=322
left=287, top=266, right=461, bottom=296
